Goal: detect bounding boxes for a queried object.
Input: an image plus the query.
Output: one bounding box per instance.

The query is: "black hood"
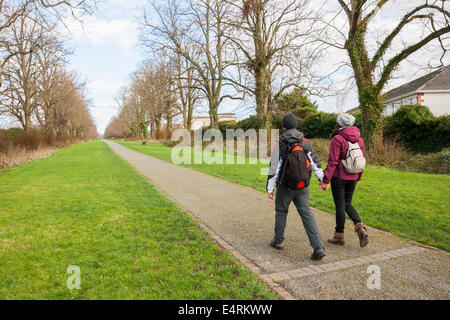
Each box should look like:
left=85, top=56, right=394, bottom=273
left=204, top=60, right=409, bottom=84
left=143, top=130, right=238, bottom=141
left=279, top=128, right=304, bottom=157
left=281, top=128, right=304, bottom=144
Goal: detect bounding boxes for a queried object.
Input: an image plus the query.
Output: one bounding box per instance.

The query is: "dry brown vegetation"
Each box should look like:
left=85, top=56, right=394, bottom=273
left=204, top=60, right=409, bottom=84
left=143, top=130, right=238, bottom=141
left=0, top=128, right=91, bottom=169
left=364, top=134, right=410, bottom=167
left=310, top=137, right=410, bottom=168
left=0, top=145, right=57, bottom=169
left=0, top=0, right=98, bottom=170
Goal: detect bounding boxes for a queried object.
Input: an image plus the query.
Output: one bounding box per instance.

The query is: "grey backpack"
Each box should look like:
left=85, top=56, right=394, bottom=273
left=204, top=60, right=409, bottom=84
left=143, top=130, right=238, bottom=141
left=341, top=141, right=366, bottom=174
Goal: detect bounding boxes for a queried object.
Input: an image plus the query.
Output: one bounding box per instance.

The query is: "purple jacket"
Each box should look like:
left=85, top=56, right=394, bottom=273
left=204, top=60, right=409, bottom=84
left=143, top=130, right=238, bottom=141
left=323, top=126, right=365, bottom=184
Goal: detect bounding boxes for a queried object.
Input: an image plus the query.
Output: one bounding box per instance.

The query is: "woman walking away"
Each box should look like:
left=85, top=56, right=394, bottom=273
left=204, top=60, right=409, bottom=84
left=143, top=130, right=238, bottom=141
left=320, top=113, right=369, bottom=248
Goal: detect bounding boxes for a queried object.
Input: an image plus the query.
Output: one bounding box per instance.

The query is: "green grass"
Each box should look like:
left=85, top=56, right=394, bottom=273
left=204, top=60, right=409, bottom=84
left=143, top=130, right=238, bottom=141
left=115, top=140, right=450, bottom=252
left=0, top=141, right=276, bottom=300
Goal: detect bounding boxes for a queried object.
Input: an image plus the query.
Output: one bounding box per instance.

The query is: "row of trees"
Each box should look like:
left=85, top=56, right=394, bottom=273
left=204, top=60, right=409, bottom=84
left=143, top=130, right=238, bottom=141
left=104, top=61, right=179, bottom=140
left=0, top=0, right=98, bottom=142
left=106, top=0, right=449, bottom=143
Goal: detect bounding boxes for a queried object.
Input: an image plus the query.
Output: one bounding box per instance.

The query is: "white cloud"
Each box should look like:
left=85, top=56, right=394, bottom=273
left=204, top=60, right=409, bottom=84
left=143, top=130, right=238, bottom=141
left=62, top=15, right=139, bottom=52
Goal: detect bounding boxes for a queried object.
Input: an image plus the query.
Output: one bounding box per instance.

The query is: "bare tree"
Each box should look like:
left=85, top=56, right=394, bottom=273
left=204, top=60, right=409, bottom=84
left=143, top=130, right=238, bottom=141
left=171, top=47, right=200, bottom=130
left=110, top=60, right=180, bottom=140
left=141, top=0, right=239, bottom=129
left=223, top=0, right=325, bottom=130
left=0, top=0, right=97, bottom=88
left=0, top=7, right=96, bottom=140
left=104, top=115, right=128, bottom=139
left=0, top=12, right=49, bottom=132
left=34, top=33, right=70, bottom=132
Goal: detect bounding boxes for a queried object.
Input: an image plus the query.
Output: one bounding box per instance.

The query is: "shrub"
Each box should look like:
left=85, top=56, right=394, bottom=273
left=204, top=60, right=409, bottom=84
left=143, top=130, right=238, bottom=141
left=235, top=115, right=266, bottom=130
left=366, top=133, right=411, bottom=167
left=0, top=130, right=11, bottom=153
left=271, top=115, right=283, bottom=130
left=3, top=128, right=23, bottom=141
left=384, top=104, right=433, bottom=137
left=399, top=148, right=450, bottom=174
left=16, top=129, right=45, bottom=150
left=308, top=139, right=331, bottom=162
left=299, top=112, right=338, bottom=139
left=273, top=88, right=318, bottom=118
left=218, top=120, right=237, bottom=136
left=384, top=105, right=449, bottom=153
left=430, top=115, right=450, bottom=152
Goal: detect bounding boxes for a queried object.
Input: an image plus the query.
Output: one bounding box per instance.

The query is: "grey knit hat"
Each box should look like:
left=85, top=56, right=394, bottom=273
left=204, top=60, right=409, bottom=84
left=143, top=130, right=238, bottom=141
left=282, top=112, right=298, bottom=129
left=337, top=113, right=356, bottom=128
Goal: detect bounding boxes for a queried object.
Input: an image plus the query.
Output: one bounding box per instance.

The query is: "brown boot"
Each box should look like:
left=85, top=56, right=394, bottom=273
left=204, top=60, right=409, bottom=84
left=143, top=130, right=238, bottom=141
left=355, top=223, right=369, bottom=248
left=328, top=232, right=345, bottom=246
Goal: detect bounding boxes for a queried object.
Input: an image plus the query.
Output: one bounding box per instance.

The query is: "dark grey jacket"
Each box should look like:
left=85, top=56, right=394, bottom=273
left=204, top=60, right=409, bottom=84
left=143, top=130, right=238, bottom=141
left=266, top=129, right=323, bottom=192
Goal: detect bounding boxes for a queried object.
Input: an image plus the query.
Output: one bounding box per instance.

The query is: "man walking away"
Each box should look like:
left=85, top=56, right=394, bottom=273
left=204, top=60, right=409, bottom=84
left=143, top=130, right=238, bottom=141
left=267, top=112, right=326, bottom=261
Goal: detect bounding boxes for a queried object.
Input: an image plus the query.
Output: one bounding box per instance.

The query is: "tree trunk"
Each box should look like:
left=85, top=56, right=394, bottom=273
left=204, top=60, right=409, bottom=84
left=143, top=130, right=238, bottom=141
left=357, top=82, right=385, bottom=142
left=24, top=105, right=32, bottom=133
left=346, top=31, right=384, bottom=143
left=209, top=99, right=219, bottom=129
left=187, top=103, right=193, bottom=131
left=255, top=66, right=272, bottom=130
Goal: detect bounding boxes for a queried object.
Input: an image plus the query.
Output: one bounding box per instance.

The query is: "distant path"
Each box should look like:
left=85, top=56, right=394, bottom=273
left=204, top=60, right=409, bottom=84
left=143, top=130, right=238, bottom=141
left=105, top=140, right=449, bottom=300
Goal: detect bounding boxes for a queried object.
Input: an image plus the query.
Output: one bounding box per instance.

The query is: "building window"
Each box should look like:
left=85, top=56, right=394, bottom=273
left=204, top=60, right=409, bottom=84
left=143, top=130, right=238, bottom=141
left=410, top=97, right=417, bottom=105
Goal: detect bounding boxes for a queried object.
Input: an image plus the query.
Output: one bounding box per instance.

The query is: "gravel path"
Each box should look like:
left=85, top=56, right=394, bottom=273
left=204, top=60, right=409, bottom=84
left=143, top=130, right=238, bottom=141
left=105, top=140, right=450, bottom=300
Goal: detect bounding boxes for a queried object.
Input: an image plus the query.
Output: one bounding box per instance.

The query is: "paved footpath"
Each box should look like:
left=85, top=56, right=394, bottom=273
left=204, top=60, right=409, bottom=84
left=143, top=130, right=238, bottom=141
left=105, top=141, right=450, bottom=300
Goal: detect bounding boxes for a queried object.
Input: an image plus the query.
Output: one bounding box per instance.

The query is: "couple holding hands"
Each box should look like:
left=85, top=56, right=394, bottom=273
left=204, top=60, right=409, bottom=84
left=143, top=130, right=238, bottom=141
left=266, top=112, right=369, bottom=261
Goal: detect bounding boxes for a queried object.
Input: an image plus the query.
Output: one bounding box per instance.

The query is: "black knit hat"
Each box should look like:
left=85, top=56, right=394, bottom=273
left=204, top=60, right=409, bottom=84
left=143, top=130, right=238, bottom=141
left=282, top=112, right=298, bottom=129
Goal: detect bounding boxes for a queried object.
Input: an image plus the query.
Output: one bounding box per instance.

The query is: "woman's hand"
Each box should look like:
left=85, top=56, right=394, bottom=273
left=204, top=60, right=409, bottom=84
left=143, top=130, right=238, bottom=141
left=320, top=182, right=330, bottom=191
left=268, top=192, right=274, bottom=200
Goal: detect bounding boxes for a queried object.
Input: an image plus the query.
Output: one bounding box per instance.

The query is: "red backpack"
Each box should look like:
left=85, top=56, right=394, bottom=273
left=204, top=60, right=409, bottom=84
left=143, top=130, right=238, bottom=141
left=283, top=142, right=312, bottom=190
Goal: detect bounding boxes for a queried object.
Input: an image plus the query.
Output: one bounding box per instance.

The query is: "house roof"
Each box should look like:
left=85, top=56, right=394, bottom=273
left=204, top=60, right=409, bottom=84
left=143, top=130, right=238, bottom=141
left=384, top=65, right=450, bottom=102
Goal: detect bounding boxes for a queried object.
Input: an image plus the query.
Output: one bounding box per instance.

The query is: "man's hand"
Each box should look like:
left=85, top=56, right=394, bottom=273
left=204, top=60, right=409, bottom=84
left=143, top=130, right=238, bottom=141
left=268, top=192, right=274, bottom=200
left=320, top=182, right=330, bottom=191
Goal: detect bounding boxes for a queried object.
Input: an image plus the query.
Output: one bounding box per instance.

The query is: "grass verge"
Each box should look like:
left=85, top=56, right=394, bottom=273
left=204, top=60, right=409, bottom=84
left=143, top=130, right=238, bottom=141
left=115, top=140, right=450, bottom=252
left=0, top=141, right=276, bottom=300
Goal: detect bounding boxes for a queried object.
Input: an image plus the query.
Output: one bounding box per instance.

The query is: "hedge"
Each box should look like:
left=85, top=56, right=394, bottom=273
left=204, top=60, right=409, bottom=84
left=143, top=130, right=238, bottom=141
left=384, top=105, right=450, bottom=153
left=298, top=112, right=338, bottom=139
left=220, top=104, right=449, bottom=154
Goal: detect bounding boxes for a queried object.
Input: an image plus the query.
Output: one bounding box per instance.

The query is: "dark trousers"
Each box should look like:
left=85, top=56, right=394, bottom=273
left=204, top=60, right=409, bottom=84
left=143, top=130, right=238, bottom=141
left=330, top=178, right=362, bottom=233
left=274, top=184, right=324, bottom=251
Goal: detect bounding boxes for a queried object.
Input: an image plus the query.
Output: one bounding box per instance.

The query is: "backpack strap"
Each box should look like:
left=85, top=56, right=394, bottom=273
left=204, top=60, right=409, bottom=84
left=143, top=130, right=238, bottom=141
left=337, top=136, right=347, bottom=187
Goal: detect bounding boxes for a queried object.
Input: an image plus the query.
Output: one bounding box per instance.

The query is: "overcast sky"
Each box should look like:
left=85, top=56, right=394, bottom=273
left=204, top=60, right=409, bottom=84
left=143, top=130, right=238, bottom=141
left=61, top=0, right=147, bottom=134
left=60, top=0, right=449, bottom=134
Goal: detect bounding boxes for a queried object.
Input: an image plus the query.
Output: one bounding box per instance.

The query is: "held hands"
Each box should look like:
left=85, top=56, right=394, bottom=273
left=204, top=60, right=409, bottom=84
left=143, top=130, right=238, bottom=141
left=320, top=182, right=330, bottom=191
left=268, top=192, right=274, bottom=200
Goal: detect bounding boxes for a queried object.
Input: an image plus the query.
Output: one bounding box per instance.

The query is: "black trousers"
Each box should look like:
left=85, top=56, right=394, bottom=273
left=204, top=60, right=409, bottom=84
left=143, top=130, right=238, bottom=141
left=330, top=178, right=362, bottom=233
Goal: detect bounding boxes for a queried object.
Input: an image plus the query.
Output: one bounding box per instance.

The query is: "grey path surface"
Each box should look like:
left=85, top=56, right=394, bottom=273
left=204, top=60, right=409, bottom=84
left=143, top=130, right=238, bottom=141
left=105, top=141, right=450, bottom=300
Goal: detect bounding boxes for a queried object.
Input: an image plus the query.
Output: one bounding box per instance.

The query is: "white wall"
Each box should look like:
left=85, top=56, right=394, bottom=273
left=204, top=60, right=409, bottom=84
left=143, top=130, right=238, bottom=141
left=191, top=114, right=237, bottom=131
left=384, top=94, right=417, bottom=116
left=219, top=115, right=238, bottom=122
left=191, top=118, right=210, bottom=131
left=423, top=92, right=450, bottom=116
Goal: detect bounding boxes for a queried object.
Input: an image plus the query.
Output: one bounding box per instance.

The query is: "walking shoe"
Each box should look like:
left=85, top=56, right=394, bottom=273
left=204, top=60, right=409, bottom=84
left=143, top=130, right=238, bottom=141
left=355, top=223, right=369, bottom=248
left=269, top=239, right=284, bottom=251
left=328, top=232, right=345, bottom=246
left=311, top=249, right=326, bottom=261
